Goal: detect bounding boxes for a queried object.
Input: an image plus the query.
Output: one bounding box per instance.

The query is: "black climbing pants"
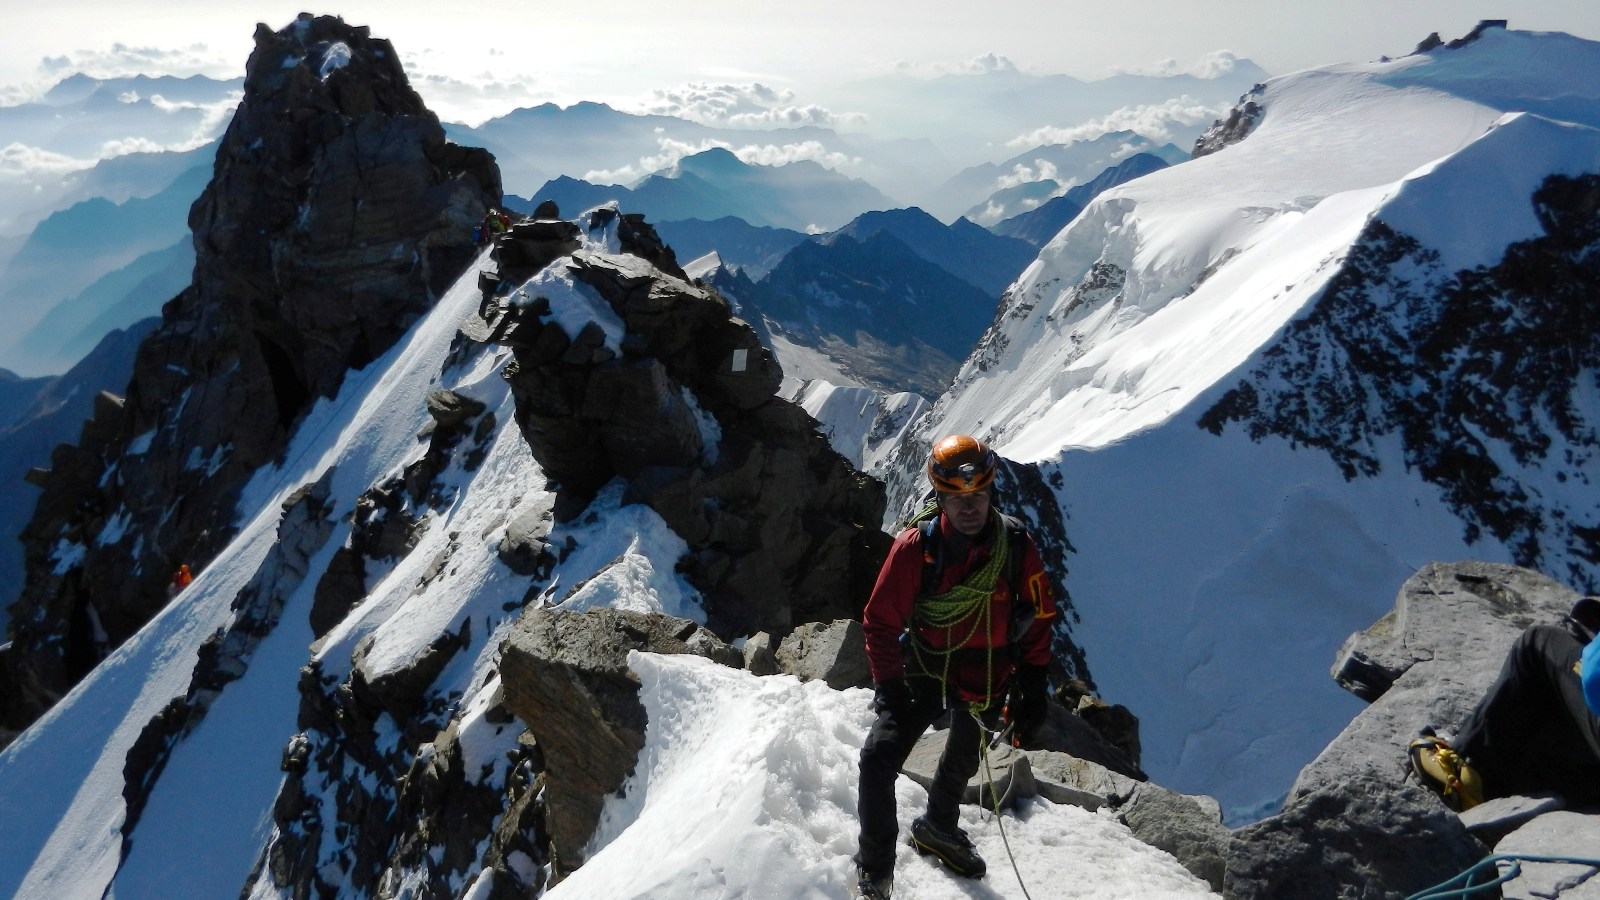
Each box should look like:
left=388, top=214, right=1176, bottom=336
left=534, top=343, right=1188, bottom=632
left=855, top=677, right=990, bottom=876
left=1457, top=624, right=1600, bottom=802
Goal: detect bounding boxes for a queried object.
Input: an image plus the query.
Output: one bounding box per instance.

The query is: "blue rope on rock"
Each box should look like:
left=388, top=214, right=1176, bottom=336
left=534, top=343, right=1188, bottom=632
left=1407, top=853, right=1600, bottom=899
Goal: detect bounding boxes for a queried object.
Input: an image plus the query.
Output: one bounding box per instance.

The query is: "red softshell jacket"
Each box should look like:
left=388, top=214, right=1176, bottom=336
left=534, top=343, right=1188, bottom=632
left=861, top=513, right=1056, bottom=701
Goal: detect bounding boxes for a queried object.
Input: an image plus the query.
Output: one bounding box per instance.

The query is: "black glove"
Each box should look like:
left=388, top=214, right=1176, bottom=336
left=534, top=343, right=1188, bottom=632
left=1006, top=665, right=1049, bottom=744
left=872, top=677, right=915, bottom=715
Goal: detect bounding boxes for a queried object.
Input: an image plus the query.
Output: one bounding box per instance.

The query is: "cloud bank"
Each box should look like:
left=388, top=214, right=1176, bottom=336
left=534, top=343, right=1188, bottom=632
left=1114, top=50, right=1247, bottom=80
left=584, top=137, right=860, bottom=185
left=0, top=142, right=92, bottom=178
left=1008, top=95, right=1225, bottom=148
left=629, top=82, right=866, bottom=130
left=40, top=43, right=236, bottom=81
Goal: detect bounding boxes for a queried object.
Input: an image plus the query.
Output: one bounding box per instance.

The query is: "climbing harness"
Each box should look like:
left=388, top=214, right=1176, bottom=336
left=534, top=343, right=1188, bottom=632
left=1406, top=853, right=1600, bottom=899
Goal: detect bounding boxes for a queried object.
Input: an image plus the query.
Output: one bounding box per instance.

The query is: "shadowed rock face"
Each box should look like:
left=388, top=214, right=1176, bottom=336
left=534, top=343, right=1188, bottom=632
left=1192, top=87, right=1264, bottom=159
left=1200, top=174, right=1600, bottom=593
left=1, top=13, right=501, bottom=738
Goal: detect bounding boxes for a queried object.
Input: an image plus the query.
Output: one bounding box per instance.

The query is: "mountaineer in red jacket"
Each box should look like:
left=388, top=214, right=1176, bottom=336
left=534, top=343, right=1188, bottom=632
left=853, top=434, right=1057, bottom=899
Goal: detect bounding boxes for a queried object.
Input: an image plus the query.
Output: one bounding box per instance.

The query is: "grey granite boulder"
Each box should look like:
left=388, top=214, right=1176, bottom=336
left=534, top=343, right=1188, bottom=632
left=1496, top=810, right=1600, bottom=899
left=497, top=607, right=739, bottom=877
left=1117, top=781, right=1232, bottom=894
left=1230, top=562, right=1595, bottom=899
left=1224, top=773, right=1486, bottom=900
left=1297, top=562, right=1580, bottom=802
left=742, top=631, right=780, bottom=676
left=775, top=619, right=871, bottom=690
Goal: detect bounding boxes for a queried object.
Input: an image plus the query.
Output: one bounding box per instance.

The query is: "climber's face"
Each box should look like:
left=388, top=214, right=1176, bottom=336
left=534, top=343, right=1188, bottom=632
left=938, top=489, right=990, bottom=536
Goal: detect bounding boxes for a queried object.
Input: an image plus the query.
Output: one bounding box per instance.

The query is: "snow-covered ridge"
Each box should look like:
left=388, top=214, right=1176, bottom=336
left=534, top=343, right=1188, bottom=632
left=783, top=378, right=929, bottom=474
left=937, top=27, right=1600, bottom=463
left=547, top=652, right=1214, bottom=899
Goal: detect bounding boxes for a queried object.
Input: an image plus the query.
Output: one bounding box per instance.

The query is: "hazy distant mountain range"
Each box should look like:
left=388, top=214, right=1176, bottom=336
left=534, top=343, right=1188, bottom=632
left=0, top=56, right=1243, bottom=376
left=930, top=130, right=1190, bottom=222
left=0, top=162, right=208, bottom=375
left=512, top=147, right=895, bottom=233
left=993, top=151, right=1174, bottom=246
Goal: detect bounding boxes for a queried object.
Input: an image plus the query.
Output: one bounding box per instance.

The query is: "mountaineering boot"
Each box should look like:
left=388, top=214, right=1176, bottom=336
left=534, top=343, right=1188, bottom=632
left=855, top=867, right=893, bottom=899
left=1407, top=729, right=1485, bottom=811
left=910, top=815, right=986, bottom=878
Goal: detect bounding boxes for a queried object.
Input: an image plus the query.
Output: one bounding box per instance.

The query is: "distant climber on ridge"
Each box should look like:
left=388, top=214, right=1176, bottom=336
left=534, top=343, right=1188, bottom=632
left=853, top=435, right=1058, bottom=899
left=1409, top=595, right=1600, bottom=811
left=477, top=208, right=510, bottom=245
left=168, top=564, right=193, bottom=596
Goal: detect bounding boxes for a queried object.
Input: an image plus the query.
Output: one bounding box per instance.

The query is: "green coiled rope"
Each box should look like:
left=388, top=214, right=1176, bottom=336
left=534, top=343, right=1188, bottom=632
left=909, top=514, right=1010, bottom=710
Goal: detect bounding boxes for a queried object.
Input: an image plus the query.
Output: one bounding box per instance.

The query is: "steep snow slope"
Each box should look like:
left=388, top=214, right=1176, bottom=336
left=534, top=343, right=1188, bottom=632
left=905, top=27, right=1600, bottom=819
left=0, top=227, right=696, bottom=896
left=785, top=379, right=929, bottom=473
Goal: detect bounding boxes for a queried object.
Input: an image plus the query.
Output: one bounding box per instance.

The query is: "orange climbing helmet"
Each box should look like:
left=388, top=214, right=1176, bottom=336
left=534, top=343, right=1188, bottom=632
left=927, top=434, right=996, bottom=494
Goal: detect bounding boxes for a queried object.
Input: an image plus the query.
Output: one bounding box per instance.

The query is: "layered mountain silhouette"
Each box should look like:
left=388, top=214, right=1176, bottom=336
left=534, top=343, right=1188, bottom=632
left=993, top=151, right=1174, bottom=246
left=651, top=216, right=807, bottom=279
left=685, top=206, right=1034, bottom=396
left=519, top=147, right=894, bottom=232
left=929, top=130, right=1191, bottom=221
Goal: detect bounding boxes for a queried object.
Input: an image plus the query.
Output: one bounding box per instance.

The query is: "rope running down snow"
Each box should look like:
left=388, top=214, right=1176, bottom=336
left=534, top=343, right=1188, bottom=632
left=974, top=709, right=1037, bottom=900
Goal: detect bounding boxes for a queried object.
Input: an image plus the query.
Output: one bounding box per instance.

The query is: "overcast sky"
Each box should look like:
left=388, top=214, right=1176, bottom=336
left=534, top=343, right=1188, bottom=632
left=5, top=0, right=1599, bottom=124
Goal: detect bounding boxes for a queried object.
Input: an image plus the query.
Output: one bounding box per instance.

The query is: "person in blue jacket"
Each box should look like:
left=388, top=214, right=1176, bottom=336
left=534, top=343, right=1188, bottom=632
left=1410, top=596, right=1600, bottom=809
left=1585, top=631, right=1600, bottom=719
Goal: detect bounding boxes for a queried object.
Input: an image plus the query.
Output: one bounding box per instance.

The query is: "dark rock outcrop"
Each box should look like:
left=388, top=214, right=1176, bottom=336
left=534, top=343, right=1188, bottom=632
left=471, top=213, right=892, bottom=639
left=1193, top=84, right=1265, bottom=158
left=0, top=14, right=500, bottom=739
left=497, top=607, right=740, bottom=878
left=1431, top=21, right=1510, bottom=52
